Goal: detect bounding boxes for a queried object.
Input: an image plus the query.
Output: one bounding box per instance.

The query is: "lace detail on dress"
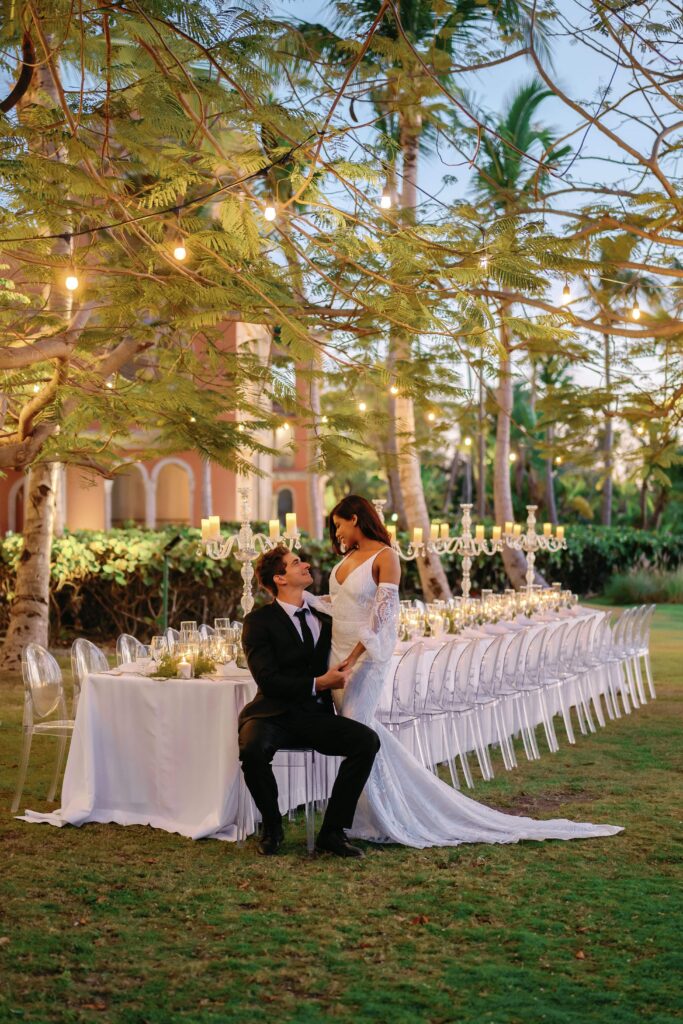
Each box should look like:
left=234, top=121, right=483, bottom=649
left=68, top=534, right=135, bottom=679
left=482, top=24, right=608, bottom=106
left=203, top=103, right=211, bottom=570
left=358, top=583, right=399, bottom=662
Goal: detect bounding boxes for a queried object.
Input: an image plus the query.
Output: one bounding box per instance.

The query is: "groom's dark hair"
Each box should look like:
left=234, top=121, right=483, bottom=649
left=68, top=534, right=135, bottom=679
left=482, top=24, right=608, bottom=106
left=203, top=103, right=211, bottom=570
left=256, top=545, right=289, bottom=596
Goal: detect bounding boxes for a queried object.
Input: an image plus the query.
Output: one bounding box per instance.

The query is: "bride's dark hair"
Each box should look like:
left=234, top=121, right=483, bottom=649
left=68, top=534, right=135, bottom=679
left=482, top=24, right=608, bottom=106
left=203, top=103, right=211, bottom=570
left=329, top=494, right=392, bottom=555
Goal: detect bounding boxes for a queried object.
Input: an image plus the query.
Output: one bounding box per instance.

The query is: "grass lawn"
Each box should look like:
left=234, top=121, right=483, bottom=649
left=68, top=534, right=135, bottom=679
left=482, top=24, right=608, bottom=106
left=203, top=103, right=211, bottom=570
left=1, top=606, right=681, bottom=1024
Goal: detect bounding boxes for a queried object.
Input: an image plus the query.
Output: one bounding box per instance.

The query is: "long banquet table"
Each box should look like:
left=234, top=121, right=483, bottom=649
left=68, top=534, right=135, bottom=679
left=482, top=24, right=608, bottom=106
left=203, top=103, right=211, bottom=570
left=22, top=607, right=609, bottom=841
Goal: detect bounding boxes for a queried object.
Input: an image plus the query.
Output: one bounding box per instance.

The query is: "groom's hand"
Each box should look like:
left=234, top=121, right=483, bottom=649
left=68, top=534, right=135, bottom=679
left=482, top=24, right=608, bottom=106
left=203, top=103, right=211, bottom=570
left=314, top=667, right=348, bottom=692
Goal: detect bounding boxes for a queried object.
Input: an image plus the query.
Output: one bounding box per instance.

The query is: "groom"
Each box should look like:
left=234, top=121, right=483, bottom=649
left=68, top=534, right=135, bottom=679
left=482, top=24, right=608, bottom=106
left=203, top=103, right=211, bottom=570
left=239, top=546, right=380, bottom=858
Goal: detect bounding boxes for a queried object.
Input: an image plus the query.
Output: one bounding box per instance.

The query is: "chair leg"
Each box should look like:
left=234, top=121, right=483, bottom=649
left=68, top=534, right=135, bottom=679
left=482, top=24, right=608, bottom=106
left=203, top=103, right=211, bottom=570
left=47, top=731, right=68, bottom=804
left=11, top=730, right=33, bottom=815
left=576, top=675, right=596, bottom=733
left=642, top=652, right=656, bottom=699
left=538, top=690, right=560, bottom=753
left=440, top=719, right=460, bottom=789
left=302, top=754, right=315, bottom=855
left=492, top=704, right=515, bottom=771
left=451, top=717, right=474, bottom=789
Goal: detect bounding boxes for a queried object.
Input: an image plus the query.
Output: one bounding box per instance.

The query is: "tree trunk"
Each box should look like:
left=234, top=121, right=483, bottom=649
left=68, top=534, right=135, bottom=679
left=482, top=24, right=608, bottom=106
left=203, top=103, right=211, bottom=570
left=545, top=424, right=558, bottom=525
left=640, top=477, right=648, bottom=529
left=386, top=118, right=451, bottom=599
left=601, top=333, right=613, bottom=526
left=1, top=462, right=58, bottom=667
left=442, top=447, right=461, bottom=516
left=477, top=360, right=486, bottom=518
left=307, top=366, right=325, bottom=539
left=493, top=323, right=531, bottom=589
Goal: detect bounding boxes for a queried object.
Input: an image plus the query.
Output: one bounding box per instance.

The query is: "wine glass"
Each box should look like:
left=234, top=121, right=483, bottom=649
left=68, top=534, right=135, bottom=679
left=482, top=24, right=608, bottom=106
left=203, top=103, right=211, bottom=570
left=149, top=636, right=167, bottom=666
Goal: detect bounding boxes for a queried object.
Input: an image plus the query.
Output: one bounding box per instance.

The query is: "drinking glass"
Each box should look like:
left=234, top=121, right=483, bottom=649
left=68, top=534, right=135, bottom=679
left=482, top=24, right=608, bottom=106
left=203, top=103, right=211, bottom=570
left=215, top=618, right=230, bottom=631
left=180, top=620, right=198, bottom=642
left=149, top=636, right=167, bottom=665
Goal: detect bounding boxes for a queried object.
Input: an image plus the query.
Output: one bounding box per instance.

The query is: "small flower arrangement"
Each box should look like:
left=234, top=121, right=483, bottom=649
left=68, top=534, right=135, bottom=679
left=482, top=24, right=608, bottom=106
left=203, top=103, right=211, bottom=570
left=152, top=652, right=217, bottom=679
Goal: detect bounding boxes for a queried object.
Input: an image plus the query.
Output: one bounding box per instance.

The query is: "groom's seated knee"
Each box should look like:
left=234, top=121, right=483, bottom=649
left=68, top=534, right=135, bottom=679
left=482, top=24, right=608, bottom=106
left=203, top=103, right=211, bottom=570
left=238, top=724, right=273, bottom=764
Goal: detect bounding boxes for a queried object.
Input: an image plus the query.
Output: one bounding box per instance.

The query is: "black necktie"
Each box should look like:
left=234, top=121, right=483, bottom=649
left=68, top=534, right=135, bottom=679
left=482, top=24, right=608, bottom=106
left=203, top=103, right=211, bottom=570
left=294, top=608, right=315, bottom=658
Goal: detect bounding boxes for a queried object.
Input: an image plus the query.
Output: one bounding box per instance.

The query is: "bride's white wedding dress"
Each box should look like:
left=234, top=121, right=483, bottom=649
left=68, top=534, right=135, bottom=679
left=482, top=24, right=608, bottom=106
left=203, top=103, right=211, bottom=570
left=310, top=551, right=622, bottom=847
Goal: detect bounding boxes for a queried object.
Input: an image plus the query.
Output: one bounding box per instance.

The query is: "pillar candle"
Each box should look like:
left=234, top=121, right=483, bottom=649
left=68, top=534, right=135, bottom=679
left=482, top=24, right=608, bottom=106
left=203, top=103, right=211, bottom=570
left=201, top=519, right=210, bottom=543
left=475, top=525, right=485, bottom=541
left=285, top=512, right=297, bottom=534
left=440, top=523, right=450, bottom=540
left=492, top=526, right=501, bottom=542
left=387, top=524, right=397, bottom=542
left=513, top=523, right=521, bottom=537
left=504, top=521, right=513, bottom=534
left=430, top=522, right=439, bottom=541
left=556, top=525, right=565, bottom=541
left=269, top=519, right=280, bottom=540
left=413, top=527, right=423, bottom=545
left=543, top=522, right=552, bottom=537
left=208, top=515, right=221, bottom=540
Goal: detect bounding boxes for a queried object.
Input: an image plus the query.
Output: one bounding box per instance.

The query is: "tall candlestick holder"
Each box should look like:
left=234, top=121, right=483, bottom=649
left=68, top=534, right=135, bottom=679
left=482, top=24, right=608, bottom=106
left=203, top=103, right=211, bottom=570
left=202, top=486, right=300, bottom=615
left=503, top=504, right=567, bottom=594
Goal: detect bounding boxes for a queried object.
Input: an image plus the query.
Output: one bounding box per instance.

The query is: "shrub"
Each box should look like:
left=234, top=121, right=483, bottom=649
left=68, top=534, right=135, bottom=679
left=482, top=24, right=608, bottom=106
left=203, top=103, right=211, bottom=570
left=1, top=523, right=682, bottom=644
left=604, top=567, right=683, bottom=605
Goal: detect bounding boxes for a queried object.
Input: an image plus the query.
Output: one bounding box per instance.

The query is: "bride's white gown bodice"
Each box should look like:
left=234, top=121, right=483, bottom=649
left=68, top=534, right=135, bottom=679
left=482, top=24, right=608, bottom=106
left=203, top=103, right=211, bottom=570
left=317, top=550, right=622, bottom=847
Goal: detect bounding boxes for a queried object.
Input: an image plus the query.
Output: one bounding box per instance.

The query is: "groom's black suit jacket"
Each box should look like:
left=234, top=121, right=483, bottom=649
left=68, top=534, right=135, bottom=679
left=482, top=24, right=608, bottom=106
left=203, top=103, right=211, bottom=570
left=239, top=599, right=334, bottom=728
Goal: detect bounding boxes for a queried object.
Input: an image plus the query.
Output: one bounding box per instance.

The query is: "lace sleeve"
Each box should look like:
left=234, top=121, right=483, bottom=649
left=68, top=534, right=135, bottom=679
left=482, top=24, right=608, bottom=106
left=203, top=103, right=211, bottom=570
left=358, top=583, right=400, bottom=662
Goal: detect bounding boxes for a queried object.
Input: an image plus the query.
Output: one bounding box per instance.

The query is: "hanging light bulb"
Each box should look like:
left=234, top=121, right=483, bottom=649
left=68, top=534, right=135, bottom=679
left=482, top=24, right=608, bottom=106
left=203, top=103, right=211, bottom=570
left=189, top=415, right=196, bottom=423
left=636, top=424, right=645, bottom=436
left=509, top=451, right=518, bottom=463
left=264, top=204, right=277, bottom=222
left=173, top=242, right=187, bottom=261
left=32, top=384, right=40, bottom=393
left=380, top=191, right=392, bottom=210
left=554, top=455, right=563, bottom=466
left=65, top=269, right=79, bottom=291
left=358, top=401, right=367, bottom=413
left=479, top=253, right=489, bottom=270
left=561, top=282, right=571, bottom=304
left=389, top=384, right=399, bottom=396
left=237, top=423, right=245, bottom=433
left=631, top=299, right=641, bottom=320
left=105, top=378, right=114, bottom=390
left=464, top=436, right=472, bottom=447
left=321, top=415, right=328, bottom=424
left=427, top=411, right=436, bottom=423
left=282, top=421, right=290, bottom=431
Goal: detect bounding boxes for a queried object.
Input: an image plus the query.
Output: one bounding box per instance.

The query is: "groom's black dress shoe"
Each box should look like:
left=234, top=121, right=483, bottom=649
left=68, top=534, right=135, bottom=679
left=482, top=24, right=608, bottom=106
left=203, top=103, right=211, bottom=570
left=258, top=827, right=284, bottom=856
left=315, top=829, right=364, bottom=859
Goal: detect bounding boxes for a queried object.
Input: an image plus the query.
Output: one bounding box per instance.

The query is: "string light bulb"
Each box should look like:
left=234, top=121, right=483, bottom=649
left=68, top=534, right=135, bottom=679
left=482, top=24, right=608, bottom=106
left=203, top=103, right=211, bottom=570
left=389, top=384, right=399, bottom=396
left=427, top=411, right=436, bottom=422
left=509, top=451, right=517, bottom=463
left=173, top=242, right=187, bottom=261
left=380, top=191, right=392, bottom=210
left=554, top=455, right=563, bottom=466
left=237, top=423, right=245, bottom=433
left=464, top=436, right=472, bottom=447
left=561, top=282, right=571, bottom=304
left=636, top=424, right=645, bottom=436
left=321, top=415, right=328, bottom=424
left=358, top=401, right=367, bottom=412
left=65, top=270, right=79, bottom=291
left=631, top=299, right=641, bottom=320
left=32, top=384, right=40, bottom=393
left=282, top=421, right=290, bottom=431
left=264, top=204, right=277, bottom=222
left=189, top=415, right=196, bottom=423
left=478, top=253, right=489, bottom=270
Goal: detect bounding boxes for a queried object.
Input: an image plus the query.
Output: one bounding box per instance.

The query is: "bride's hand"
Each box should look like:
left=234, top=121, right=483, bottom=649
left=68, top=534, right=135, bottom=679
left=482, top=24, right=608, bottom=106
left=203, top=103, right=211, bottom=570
left=335, top=655, right=356, bottom=672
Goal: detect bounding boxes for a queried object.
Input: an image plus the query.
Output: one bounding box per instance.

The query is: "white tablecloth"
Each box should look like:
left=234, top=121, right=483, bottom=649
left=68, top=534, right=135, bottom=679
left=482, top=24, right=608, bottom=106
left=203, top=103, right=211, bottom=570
left=22, top=667, right=257, bottom=841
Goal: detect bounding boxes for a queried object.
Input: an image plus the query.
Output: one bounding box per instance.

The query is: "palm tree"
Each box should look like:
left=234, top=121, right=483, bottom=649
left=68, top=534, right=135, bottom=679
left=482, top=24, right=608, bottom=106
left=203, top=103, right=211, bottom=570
left=472, top=79, right=570, bottom=586
left=319, top=0, right=536, bottom=598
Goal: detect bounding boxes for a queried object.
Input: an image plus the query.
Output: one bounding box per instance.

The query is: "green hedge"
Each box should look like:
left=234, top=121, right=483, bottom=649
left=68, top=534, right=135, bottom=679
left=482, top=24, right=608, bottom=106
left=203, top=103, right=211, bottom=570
left=1, top=524, right=682, bottom=644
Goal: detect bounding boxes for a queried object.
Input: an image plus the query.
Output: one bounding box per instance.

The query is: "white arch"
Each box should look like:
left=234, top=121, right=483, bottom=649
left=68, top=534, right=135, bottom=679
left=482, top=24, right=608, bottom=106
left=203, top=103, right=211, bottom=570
left=7, top=476, right=26, bottom=533
left=150, top=457, right=196, bottom=527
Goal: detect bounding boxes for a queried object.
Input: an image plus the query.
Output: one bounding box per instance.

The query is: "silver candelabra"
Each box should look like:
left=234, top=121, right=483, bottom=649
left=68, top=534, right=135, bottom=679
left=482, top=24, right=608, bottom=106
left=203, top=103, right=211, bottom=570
left=202, top=486, right=300, bottom=614
left=503, top=505, right=567, bottom=594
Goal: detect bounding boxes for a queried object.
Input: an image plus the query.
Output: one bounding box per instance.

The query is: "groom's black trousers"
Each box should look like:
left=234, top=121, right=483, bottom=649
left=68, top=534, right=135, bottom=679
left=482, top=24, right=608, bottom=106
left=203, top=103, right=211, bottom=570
left=238, top=705, right=380, bottom=834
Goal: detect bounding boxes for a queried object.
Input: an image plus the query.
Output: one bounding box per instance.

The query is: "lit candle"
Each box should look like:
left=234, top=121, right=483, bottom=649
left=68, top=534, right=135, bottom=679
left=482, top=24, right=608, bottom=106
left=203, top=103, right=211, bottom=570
left=177, top=659, right=191, bottom=680
left=543, top=522, right=552, bottom=537
left=492, top=526, right=501, bottom=542
left=285, top=512, right=297, bottom=535
left=201, top=518, right=210, bottom=543
left=413, top=527, right=423, bottom=546
left=475, top=525, right=485, bottom=541
left=269, top=519, right=280, bottom=540
left=504, top=521, right=513, bottom=534
left=440, top=523, right=450, bottom=540
left=387, top=524, right=397, bottom=542
left=513, top=523, right=521, bottom=537
left=208, top=515, right=221, bottom=541
left=556, top=525, right=565, bottom=541
left=430, top=522, right=439, bottom=541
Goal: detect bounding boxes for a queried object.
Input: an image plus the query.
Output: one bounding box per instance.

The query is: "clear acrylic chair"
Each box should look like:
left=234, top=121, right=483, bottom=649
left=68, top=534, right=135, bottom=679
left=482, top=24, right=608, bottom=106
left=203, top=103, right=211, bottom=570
left=475, top=634, right=518, bottom=771
left=70, top=638, right=109, bottom=716
left=11, top=644, right=74, bottom=814
left=166, top=627, right=180, bottom=653
left=497, top=625, right=544, bottom=759
left=375, top=642, right=433, bottom=770
left=628, top=604, right=657, bottom=701
left=420, top=640, right=466, bottom=788
left=199, top=624, right=216, bottom=640
left=515, top=627, right=560, bottom=754
left=236, top=746, right=317, bottom=854
left=116, top=633, right=148, bottom=665
left=449, top=639, right=497, bottom=781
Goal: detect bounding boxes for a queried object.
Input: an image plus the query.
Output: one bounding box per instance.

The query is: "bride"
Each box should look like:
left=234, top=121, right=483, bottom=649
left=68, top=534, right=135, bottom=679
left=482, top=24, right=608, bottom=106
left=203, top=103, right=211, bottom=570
left=308, top=494, right=622, bottom=847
